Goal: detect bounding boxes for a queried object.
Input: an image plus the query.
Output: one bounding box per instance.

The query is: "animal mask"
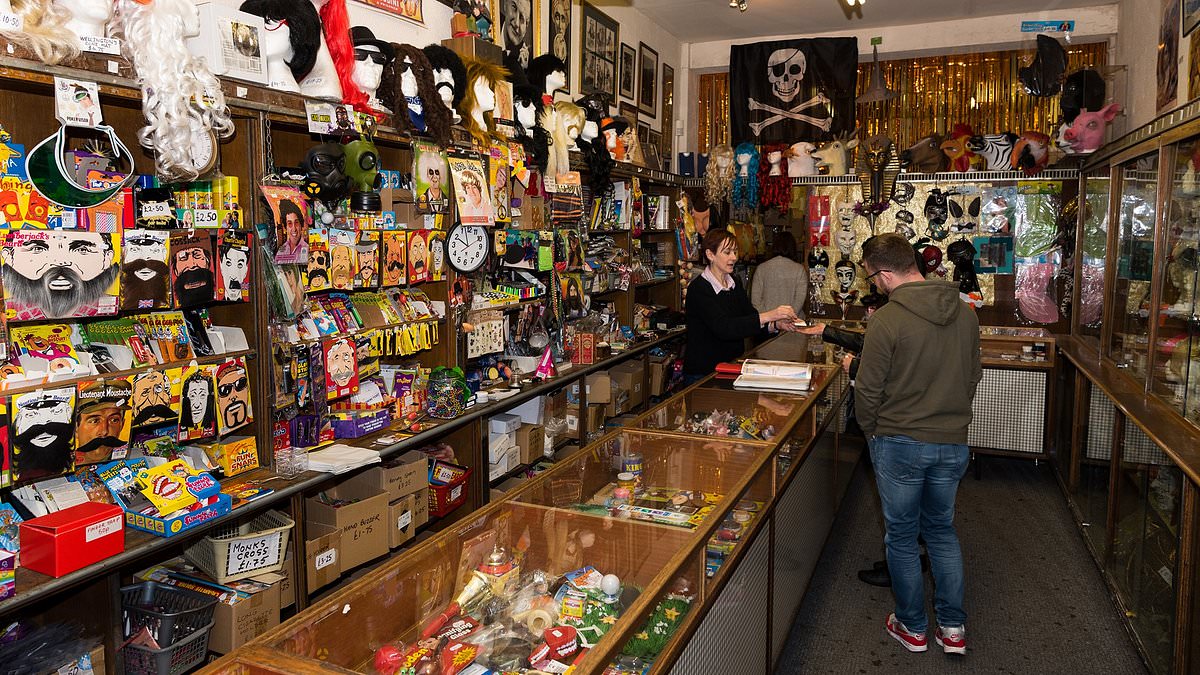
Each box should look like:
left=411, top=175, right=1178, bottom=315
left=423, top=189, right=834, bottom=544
left=1061, top=103, right=1121, bottom=154
left=812, top=133, right=858, bottom=176
left=900, top=134, right=947, bottom=174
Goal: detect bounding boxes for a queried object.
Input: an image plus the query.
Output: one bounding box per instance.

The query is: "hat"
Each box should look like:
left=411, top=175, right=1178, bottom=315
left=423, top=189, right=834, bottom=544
left=600, top=115, right=629, bottom=136
left=351, top=26, right=395, bottom=61
left=574, top=92, right=611, bottom=122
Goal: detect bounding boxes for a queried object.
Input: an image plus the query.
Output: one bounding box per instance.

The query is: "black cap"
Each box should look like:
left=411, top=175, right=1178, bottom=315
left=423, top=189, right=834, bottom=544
left=351, top=26, right=395, bottom=61
left=601, top=115, right=629, bottom=135
left=574, top=92, right=611, bottom=122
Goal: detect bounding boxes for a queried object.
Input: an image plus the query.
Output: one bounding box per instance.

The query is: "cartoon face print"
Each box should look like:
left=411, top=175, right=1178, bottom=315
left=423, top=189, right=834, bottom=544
left=430, top=237, right=445, bottom=275
left=409, top=232, right=428, bottom=276
left=131, top=370, right=174, bottom=427
left=219, top=245, right=249, bottom=301
left=326, top=339, right=355, bottom=387
left=330, top=245, right=353, bottom=289
left=216, top=361, right=251, bottom=430
left=2, top=231, right=117, bottom=318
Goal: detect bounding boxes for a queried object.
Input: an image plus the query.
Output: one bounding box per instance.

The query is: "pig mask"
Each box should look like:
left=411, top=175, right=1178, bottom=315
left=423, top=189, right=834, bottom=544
left=1061, top=103, right=1121, bottom=154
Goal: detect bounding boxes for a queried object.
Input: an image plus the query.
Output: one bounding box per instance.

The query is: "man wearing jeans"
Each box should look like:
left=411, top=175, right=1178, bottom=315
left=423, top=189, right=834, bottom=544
left=855, top=233, right=981, bottom=656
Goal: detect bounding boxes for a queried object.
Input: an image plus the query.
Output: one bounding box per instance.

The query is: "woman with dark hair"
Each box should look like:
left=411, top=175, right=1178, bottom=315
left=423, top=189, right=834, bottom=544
left=683, top=229, right=799, bottom=380
left=750, top=230, right=807, bottom=321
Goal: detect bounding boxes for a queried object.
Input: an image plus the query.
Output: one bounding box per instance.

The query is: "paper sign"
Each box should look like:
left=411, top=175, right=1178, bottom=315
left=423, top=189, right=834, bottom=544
left=54, top=77, right=103, bottom=128
left=1020, top=20, right=1074, bottom=32
left=80, top=36, right=121, bottom=55
left=315, top=548, right=337, bottom=570
left=225, top=531, right=282, bottom=577
left=85, top=515, right=123, bottom=542
left=0, top=13, right=22, bottom=31
left=398, top=510, right=412, bottom=531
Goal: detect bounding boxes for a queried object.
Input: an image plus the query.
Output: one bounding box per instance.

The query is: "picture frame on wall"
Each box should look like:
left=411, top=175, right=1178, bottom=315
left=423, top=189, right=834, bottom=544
left=548, top=0, right=572, bottom=89
left=638, top=42, right=658, bottom=117
left=1186, top=0, right=1200, bottom=36
left=580, top=1, right=618, bottom=100
left=637, top=121, right=651, bottom=147
left=660, top=63, right=674, bottom=171
left=619, top=43, right=637, bottom=101
left=500, top=0, right=540, bottom=70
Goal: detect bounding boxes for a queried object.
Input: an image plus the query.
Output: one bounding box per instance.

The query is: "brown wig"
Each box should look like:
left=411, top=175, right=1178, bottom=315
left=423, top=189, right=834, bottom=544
left=457, top=57, right=510, bottom=147
left=384, top=43, right=451, bottom=146
left=701, top=228, right=737, bottom=265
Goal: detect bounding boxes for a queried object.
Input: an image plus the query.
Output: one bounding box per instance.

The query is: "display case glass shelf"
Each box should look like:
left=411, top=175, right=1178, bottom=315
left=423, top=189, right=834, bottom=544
left=1076, top=169, right=1111, bottom=347
left=1108, top=157, right=1160, bottom=379
left=631, top=385, right=807, bottom=442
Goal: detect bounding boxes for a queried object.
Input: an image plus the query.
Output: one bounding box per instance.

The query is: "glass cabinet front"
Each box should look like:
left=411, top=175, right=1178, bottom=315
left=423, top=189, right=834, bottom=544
left=1152, top=136, right=1200, bottom=422
left=1076, top=169, right=1111, bottom=346
left=1108, top=153, right=1160, bottom=379
left=632, top=386, right=805, bottom=443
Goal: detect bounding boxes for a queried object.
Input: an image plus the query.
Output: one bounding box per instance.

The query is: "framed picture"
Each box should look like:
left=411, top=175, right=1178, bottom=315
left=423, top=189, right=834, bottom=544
left=580, top=2, right=618, bottom=99
left=648, top=129, right=661, bottom=157
left=637, top=121, right=651, bottom=147
left=619, top=43, right=636, bottom=100
left=500, top=0, right=540, bottom=70
left=548, top=0, right=572, bottom=89
left=638, top=42, right=658, bottom=117
left=660, top=63, right=674, bottom=171
left=1161, top=0, right=1181, bottom=112
left=1186, top=0, right=1200, bottom=36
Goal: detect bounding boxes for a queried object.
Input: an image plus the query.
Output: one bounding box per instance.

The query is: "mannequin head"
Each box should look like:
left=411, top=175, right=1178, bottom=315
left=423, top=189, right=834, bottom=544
left=111, top=0, right=233, bottom=180
left=545, top=101, right=584, bottom=179
left=385, top=44, right=450, bottom=145
left=3, top=0, right=79, bottom=65
left=527, top=54, right=567, bottom=99
left=513, top=81, right=548, bottom=172
left=731, top=142, right=759, bottom=210
left=351, top=26, right=394, bottom=107
left=63, top=0, right=112, bottom=38
left=423, top=43, right=467, bottom=121
left=458, top=57, right=509, bottom=145
left=240, top=0, right=320, bottom=88
left=317, top=0, right=369, bottom=113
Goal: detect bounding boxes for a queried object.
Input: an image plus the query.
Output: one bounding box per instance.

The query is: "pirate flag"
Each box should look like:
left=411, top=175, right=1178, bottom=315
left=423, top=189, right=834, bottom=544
left=729, top=37, right=858, bottom=145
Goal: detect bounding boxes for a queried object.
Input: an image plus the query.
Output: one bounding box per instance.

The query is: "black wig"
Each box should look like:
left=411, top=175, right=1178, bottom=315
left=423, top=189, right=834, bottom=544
left=240, top=0, right=321, bottom=81
left=422, top=43, right=468, bottom=109
left=385, top=43, right=452, bottom=145
left=526, top=54, right=567, bottom=97
left=575, top=93, right=614, bottom=197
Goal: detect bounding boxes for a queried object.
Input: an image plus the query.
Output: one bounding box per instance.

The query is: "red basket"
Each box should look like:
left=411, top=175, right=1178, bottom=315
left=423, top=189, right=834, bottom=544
left=429, top=464, right=471, bottom=517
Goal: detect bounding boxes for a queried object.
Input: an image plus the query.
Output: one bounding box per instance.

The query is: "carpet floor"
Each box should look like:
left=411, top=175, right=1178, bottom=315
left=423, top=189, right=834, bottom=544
left=774, top=455, right=1149, bottom=674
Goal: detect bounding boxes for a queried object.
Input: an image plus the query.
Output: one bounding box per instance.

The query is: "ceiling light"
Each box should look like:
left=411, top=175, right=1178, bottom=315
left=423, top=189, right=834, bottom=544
left=729, top=0, right=737, bottom=6
left=847, top=0, right=865, bottom=6
left=738, top=0, right=748, bottom=10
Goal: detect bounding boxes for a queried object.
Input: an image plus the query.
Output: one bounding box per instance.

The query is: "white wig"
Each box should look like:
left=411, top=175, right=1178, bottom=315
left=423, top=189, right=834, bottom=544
left=0, top=0, right=80, bottom=65
left=110, top=0, right=234, bottom=180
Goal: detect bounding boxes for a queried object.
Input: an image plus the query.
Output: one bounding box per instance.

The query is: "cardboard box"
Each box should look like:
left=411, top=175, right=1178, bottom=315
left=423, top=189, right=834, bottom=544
left=605, top=387, right=630, bottom=418
left=198, top=435, right=260, bottom=477
left=546, top=389, right=569, bottom=421
left=389, top=494, right=419, bottom=548
left=516, top=423, right=545, bottom=465
left=19, top=502, right=124, bottom=578
left=442, top=35, right=503, bottom=65
left=209, top=582, right=280, bottom=654
left=505, top=445, right=521, bottom=472
left=570, top=372, right=612, bottom=404
left=488, top=451, right=510, bottom=482
left=507, top=396, right=545, bottom=425
left=306, top=473, right=389, bottom=570
left=587, top=404, right=606, bottom=433
left=489, top=431, right=515, bottom=461
left=489, top=413, right=522, bottom=434
left=413, top=488, right=429, bottom=528
left=649, top=359, right=668, bottom=396
left=276, top=549, right=295, bottom=609
left=367, top=452, right=429, bottom=499
left=186, top=2, right=268, bottom=84
left=304, top=523, right=341, bottom=595
left=611, top=361, right=645, bottom=410
left=565, top=406, right=580, bottom=433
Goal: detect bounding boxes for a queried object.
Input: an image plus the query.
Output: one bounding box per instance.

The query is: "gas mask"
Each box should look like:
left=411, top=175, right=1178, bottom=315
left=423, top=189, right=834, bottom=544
left=301, top=143, right=349, bottom=208
left=343, top=138, right=382, bottom=212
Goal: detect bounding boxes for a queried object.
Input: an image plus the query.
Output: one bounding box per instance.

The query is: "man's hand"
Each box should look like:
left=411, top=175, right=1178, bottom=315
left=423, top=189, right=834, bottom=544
left=842, top=353, right=855, bottom=374
left=797, top=322, right=826, bottom=336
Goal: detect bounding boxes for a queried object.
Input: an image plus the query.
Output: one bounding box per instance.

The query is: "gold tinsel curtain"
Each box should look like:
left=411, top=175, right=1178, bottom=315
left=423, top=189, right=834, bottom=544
left=697, top=41, right=1108, bottom=153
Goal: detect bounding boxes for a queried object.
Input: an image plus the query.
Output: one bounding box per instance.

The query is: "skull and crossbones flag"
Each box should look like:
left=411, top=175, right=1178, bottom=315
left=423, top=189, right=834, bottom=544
left=729, top=37, right=858, bottom=145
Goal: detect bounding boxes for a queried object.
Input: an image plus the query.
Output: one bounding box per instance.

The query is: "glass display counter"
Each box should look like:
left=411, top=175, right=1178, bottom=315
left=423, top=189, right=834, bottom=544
left=1076, top=169, right=1111, bottom=348
left=979, top=326, right=1056, bottom=367
left=1108, top=154, right=1159, bottom=378
left=213, top=335, right=847, bottom=675
left=631, top=386, right=807, bottom=443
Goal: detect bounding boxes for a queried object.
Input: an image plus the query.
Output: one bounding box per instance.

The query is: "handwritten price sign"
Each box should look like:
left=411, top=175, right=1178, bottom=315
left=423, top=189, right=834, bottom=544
left=225, top=531, right=282, bottom=577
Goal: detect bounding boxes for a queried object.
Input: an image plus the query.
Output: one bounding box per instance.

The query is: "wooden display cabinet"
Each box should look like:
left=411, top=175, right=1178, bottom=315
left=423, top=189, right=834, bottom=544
left=631, top=385, right=808, bottom=442
left=979, top=326, right=1056, bottom=368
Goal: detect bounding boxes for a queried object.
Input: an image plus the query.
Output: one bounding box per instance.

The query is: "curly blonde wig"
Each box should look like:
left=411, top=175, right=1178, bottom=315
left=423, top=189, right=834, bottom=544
left=110, top=0, right=234, bottom=180
left=704, top=143, right=735, bottom=207
left=1, top=0, right=80, bottom=65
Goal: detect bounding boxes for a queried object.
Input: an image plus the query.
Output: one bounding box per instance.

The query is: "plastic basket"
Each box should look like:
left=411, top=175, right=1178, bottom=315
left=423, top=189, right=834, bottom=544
left=183, top=509, right=294, bottom=584
left=121, top=581, right=218, bottom=646
left=121, top=620, right=213, bottom=675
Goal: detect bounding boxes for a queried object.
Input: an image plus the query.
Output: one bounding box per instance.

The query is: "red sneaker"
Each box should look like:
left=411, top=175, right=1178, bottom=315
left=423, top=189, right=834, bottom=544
left=935, top=625, right=966, bottom=654
left=886, top=613, right=928, bottom=652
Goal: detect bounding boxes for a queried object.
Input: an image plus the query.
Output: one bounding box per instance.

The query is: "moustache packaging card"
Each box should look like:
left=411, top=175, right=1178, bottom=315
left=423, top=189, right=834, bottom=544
left=2, top=230, right=120, bottom=320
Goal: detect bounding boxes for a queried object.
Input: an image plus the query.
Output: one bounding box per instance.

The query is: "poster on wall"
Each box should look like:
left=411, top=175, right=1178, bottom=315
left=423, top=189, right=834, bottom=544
left=1186, top=0, right=1200, bottom=36
left=354, top=0, right=423, bottom=25
left=501, top=0, right=538, bottom=70
left=1160, top=0, right=1181, bottom=112
left=580, top=1, right=618, bottom=101
left=548, top=0, right=571, bottom=90
left=728, top=37, right=858, bottom=145
left=448, top=151, right=495, bottom=226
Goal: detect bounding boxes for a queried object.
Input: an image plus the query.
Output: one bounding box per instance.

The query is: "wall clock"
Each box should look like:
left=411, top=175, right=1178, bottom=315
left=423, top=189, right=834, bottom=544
left=447, top=221, right=490, bottom=273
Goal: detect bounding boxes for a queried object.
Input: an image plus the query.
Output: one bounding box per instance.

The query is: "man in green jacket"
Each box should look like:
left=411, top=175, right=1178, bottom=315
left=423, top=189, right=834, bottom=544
left=856, top=233, right=982, bottom=657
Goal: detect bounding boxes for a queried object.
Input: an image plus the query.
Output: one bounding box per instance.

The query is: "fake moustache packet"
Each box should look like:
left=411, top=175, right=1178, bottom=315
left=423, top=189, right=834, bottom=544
left=96, top=457, right=231, bottom=537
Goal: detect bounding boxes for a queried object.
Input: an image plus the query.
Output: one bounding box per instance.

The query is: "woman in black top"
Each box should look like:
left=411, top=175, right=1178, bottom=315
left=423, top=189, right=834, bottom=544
left=683, top=229, right=799, bottom=378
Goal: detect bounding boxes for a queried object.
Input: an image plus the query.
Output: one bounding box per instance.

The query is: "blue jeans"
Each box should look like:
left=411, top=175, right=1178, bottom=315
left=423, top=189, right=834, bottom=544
left=870, top=434, right=970, bottom=633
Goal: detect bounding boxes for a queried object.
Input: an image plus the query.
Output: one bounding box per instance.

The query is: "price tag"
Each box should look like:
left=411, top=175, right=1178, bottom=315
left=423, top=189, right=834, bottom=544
left=450, top=485, right=463, bottom=501
left=315, top=548, right=337, bottom=570
left=80, top=36, right=121, bottom=55
left=85, top=515, right=122, bottom=542
left=140, top=201, right=173, bottom=219
left=224, top=531, right=282, bottom=577
left=0, top=12, right=23, bottom=31
left=236, top=86, right=248, bottom=98
left=397, top=510, right=412, bottom=531
left=193, top=209, right=219, bottom=227
left=107, top=60, right=119, bottom=74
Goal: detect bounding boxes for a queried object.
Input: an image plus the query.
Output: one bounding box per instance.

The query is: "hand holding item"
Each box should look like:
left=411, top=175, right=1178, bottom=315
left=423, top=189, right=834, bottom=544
left=766, top=305, right=796, bottom=323
left=841, top=353, right=855, bottom=374
left=772, top=319, right=800, bottom=333
left=798, top=322, right=826, bottom=335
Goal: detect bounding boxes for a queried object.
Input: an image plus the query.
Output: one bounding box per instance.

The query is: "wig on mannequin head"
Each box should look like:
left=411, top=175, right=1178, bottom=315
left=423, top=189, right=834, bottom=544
left=458, top=57, right=509, bottom=146
left=318, top=0, right=369, bottom=113
left=758, top=142, right=790, bottom=213
left=240, top=0, right=320, bottom=81
left=383, top=43, right=451, bottom=145
left=574, top=93, right=614, bottom=197
left=732, top=142, right=760, bottom=211
left=110, top=0, right=234, bottom=180
left=704, top=143, right=735, bottom=207
left=1, top=0, right=80, bottom=65
left=514, top=83, right=549, bottom=173
left=527, top=54, right=567, bottom=99
left=546, top=101, right=584, bottom=179
left=423, top=43, right=467, bottom=110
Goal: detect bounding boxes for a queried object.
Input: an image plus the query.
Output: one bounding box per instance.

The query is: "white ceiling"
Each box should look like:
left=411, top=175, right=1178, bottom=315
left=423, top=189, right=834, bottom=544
left=624, top=0, right=1113, bottom=44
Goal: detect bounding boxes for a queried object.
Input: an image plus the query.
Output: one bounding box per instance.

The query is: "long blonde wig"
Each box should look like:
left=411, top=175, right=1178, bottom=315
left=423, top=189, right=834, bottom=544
left=110, top=0, right=234, bottom=180
left=704, top=143, right=735, bottom=207
left=546, top=101, right=584, bottom=180
left=1, top=0, right=80, bottom=65
left=457, top=57, right=509, bottom=147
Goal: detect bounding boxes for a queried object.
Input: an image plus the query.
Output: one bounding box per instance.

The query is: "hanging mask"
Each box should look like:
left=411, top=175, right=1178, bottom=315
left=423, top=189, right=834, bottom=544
left=343, top=138, right=382, bottom=212
left=835, top=228, right=856, bottom=258
left=1060, top=69, right=1106, bottom=124
left=924, top=188, right=949, bottom=240
left=301, top=143, right=349, bottom=206
left=1018, top=34, right=1067, bottom=97
left=808, top=249, right=829, bottom=286
left=834, top=259, right=856, bottom=292
left=918, top=243, right=944, bottom=276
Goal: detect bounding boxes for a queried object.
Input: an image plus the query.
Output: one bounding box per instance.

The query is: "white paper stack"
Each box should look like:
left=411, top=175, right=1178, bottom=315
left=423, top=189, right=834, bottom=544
left=732, top=359, right=812, bottom=393
left=305, top=444, right=382, bottom=474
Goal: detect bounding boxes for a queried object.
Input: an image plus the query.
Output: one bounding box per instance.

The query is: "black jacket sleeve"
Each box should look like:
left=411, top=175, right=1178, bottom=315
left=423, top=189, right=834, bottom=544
left=822, top=325, right=865, bottom=354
